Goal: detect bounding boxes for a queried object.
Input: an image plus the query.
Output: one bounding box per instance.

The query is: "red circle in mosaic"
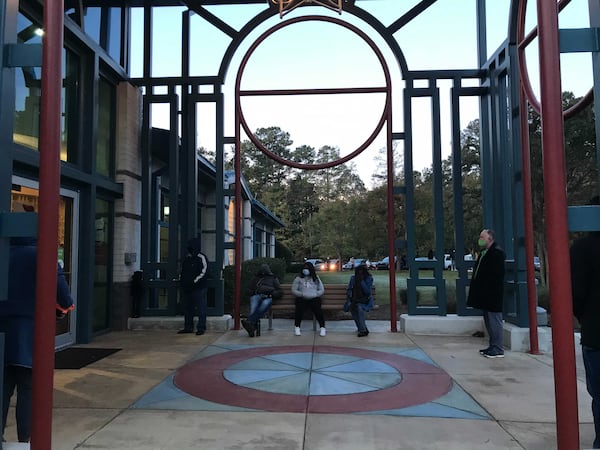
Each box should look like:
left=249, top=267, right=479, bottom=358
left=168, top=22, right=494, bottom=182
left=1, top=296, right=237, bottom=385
left=173, top=345, right=453, bottom=414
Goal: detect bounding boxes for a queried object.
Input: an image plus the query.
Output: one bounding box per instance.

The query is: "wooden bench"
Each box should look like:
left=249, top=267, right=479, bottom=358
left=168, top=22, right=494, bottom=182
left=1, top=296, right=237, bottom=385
left=267, top=283, right=376, bottom=330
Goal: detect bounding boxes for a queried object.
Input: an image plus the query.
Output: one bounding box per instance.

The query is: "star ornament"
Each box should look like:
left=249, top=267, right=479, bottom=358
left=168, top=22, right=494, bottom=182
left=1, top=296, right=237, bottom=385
left=270, top=0, right=343, bottom=18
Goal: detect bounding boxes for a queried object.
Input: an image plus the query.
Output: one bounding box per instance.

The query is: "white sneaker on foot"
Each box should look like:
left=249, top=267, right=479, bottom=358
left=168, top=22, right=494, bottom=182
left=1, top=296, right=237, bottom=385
left=319, top=327, right=326, bottom=337
left=294, top=326, right=301, bottom=336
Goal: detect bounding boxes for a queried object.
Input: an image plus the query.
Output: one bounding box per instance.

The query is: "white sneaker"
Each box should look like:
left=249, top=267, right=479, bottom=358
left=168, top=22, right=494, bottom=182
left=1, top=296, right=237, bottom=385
left=294, top=326, right=301, bottom=336
left=319, top=327, right=326, bottom=337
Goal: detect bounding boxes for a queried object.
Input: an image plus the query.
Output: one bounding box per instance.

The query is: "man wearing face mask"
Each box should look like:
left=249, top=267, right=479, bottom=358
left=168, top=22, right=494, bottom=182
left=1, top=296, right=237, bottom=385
left=467, top=229, right=506, bottom=358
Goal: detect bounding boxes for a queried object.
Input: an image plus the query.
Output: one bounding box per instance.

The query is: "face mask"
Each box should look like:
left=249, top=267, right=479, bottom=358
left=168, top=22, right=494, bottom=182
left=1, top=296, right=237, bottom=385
left=478, top=238, right=487, bottom=248
left=302, top=269, right=310, bottom=276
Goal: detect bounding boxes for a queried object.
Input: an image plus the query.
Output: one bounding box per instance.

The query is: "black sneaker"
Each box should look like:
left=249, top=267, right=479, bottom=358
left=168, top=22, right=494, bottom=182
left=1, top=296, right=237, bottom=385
left=241, top=319, right=255, bottom=337
left=479, top=347, right=490, bottom=355
left=177, top=329, right=193, bottom=334
left=483, top=349, right=505, bottom=358
left=358, top=330, right=369, bottom=337
left=196, top=330, right=205, bottom=335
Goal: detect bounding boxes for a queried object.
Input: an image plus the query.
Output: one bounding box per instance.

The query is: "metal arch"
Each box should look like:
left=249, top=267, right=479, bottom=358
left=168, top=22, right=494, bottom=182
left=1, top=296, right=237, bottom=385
left=235, top=15, right=392, bottom=170
left=232, top=13, right=397, bottom=332
left=216, top=3, right=411, bottom=97
left=516, top=0, right=594, bottom=119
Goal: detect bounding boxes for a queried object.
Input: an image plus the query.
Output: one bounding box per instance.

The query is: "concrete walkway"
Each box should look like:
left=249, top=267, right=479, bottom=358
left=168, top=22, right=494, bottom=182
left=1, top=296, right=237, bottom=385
left=2, top=320, right=597, bottom=449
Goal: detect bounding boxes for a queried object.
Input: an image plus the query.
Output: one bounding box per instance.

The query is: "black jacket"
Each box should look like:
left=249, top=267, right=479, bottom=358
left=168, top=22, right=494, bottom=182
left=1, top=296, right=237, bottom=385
left=246, top=265, right=282, bottom=299
left=466, top=242, right=506, bottom=312
left=180, top=238, right=208, bottom=292
left=570, top=232, right=600, bottom=349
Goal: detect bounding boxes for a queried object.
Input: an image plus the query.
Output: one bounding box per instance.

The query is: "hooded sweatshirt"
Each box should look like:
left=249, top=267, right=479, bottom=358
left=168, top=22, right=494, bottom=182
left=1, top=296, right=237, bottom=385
left=180, top=238, right=208, bottom=292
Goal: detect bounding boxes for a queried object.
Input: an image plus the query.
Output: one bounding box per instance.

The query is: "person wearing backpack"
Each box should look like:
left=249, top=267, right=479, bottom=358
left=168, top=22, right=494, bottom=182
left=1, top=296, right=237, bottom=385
left=178, top=238, right=209, bottom=335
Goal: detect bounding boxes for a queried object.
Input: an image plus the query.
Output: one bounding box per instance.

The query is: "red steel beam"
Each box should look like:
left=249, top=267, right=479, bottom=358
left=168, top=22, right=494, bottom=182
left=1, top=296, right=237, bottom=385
left=536, top=1, right=580, bottom=448
left=31, top=1, right=64, bottom=448
left=518, top=88, right=539, bottom=355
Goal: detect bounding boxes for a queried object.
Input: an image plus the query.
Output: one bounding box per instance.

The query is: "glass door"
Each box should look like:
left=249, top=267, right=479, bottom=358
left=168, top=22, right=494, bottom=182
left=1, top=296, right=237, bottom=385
left=11, top=176, right=79, bottom=349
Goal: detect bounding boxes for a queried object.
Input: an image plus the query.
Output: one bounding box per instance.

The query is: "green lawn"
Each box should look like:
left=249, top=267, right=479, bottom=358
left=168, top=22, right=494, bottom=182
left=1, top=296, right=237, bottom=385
left=285, top=270, right=460, bottom=306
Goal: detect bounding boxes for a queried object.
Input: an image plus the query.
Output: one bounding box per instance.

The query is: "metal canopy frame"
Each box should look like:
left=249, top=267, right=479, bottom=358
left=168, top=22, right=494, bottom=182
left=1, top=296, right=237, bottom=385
left=9, top=1, right=597, bottom=448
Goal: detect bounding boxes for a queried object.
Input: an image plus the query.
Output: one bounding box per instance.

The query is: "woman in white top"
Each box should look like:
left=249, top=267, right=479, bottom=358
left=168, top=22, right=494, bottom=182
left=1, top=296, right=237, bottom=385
left=291, top=261, right=326, bottom=336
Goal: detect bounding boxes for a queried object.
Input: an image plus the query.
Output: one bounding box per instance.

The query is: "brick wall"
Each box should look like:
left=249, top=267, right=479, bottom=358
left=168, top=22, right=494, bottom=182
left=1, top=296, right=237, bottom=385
left=112, top=82, right=142, bottom=330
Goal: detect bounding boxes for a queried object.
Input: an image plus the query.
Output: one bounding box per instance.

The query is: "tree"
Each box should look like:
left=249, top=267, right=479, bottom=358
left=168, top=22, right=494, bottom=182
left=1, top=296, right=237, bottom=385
left=528, top=92, right=597, bottom=284
left=240, top=126, right=293, bottom=199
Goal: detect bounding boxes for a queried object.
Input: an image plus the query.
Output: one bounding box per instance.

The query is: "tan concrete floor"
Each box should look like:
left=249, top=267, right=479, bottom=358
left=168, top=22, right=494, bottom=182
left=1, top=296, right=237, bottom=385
left=2, top=320, right=597, bottom=450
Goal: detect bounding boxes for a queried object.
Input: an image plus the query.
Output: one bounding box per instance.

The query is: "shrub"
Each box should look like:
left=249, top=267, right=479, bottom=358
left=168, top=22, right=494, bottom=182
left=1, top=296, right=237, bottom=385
left=397, top=283, right=457, bottom=314
left=288, top=262, right=304, bottom=274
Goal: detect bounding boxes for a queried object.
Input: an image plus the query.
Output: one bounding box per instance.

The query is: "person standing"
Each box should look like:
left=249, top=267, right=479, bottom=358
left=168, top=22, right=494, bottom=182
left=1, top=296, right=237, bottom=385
left=466, top=229, right=506, bottom=358
left=241, top=264, right=282, bottom=337
left=345, top=264, right=374, bottom=337
left=0, top=236, right=75, bottom=443
left=291, top=261, right=326, bottom=336
left=570, top=196, right=600, bottom=449
left=178, top=238, right=209, bottom=335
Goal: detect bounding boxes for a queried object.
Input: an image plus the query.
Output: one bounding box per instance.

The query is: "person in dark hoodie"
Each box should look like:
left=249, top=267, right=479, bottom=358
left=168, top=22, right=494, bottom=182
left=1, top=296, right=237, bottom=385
left=570, top=195, right=600, bottom=449
left=242, top=264, right=282, bottom=337
left=0, top=236, right=74, bottom=443
left=178, top=238, right=209, bottom=335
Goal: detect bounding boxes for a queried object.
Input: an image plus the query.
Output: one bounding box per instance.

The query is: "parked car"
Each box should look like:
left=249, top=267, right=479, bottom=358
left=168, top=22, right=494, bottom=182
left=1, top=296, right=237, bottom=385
left=305, top=258, right=324, bottom=270
left=342, top=258, right=368, bottom=270
left=415, top=254, right=452, bottom=270
left=327, top=259, right=340, bottom=271
left=375, top=256, right=397, bottom=270
left=533, top=256, right=541, bottom=271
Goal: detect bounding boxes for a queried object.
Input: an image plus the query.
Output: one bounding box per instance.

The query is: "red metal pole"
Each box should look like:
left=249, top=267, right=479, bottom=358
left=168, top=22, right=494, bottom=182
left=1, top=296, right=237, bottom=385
left=31, top=1, right=63, bottom=448
left=518, top=88, right=540, bottom=355
left=536, top=1, right=580, bottom=448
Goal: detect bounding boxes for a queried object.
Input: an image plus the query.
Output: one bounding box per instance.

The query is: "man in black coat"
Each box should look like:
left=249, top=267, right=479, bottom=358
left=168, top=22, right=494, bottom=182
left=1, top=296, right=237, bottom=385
left=467, top=229, right=506, bottom=358
left=178, top=238, right=209, bottom=335
left=570, top=196, right=600, bottom=449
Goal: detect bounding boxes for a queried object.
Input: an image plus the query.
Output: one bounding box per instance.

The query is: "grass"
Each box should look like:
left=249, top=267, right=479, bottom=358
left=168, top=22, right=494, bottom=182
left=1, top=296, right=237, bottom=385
left=286, top=270, right=460, bottom=306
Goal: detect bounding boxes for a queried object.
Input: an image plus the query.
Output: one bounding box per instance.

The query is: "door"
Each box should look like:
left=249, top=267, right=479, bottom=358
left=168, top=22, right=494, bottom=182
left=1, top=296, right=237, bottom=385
left=11, top=176, right=79, bottom=348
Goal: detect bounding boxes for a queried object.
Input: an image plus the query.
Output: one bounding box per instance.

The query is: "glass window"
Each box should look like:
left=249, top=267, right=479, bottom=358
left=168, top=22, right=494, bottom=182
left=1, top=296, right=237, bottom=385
left=96, top=77, right=115, bottom=177
left=83, top=7, right=101, bottom=44
left=14, top=12, right=42, bottom=152
left=107, top=7, right=122, bottom=63
left=82, top=7, right=122, bottom=64
left=14, top=12, right=80, bottom=164
left=62, top=48, right=80, bottom=163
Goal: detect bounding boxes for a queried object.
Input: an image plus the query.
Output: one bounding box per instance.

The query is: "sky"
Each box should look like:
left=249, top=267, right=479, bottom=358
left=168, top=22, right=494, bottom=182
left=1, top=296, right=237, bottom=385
left=134, top=0, right=593, bottom=187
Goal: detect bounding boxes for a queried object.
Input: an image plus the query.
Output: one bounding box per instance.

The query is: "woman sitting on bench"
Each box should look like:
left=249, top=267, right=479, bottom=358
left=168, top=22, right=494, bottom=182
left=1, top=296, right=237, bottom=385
left=242, top=263, right=281, bottom=337
left=345, top=264, right=374, bottom=337
left=291, top=261, right=326, bottom=336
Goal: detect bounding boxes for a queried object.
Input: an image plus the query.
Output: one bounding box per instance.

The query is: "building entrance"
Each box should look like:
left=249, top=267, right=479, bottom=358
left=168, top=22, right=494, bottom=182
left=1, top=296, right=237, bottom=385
left=11, top=176, right=79, bottom=349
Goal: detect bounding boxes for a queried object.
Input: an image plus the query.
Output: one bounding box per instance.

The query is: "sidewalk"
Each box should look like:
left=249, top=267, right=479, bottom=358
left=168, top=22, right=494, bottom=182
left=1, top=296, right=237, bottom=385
left=3, top=320, right=596, bottom=449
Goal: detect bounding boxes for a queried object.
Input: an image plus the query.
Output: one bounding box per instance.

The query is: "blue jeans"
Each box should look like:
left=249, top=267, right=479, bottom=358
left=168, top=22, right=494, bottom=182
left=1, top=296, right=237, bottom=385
left=2, top=365, right=32, bottom=442
left=248, top=294, right=272, bottom=325
left=350, top=303, right=367, bottom=333
left=583, top=345, right=600, bottom=448
left=183, top=287, right=207, bottom=332
left=483, top=310, right=503, bottom=353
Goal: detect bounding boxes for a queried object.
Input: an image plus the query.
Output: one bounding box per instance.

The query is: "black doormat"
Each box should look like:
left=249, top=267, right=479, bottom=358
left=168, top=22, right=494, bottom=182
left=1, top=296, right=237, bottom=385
left=55, top=347, right=121, bottom=369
